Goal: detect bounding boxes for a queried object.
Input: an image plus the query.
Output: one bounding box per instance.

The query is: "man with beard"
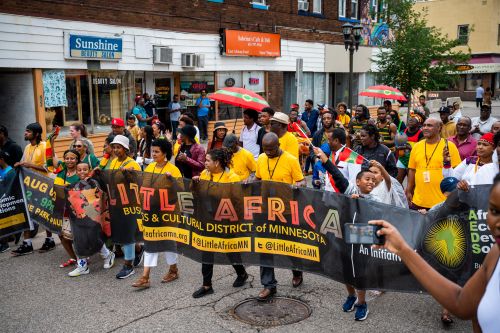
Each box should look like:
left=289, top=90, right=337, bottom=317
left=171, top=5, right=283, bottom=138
left=110, top=118, right=137, bottom=158
left=309, top=111, right=336, bottom=166
left=348, top=105, right=370, bottom=150
left=12, top=123, right=55, bottom=255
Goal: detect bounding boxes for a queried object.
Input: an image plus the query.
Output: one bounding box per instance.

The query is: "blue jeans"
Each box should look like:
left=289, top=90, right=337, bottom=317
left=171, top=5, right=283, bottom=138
left=198, top=115, right=209, bottom=140
left=122, top=243, right=135, bottom=261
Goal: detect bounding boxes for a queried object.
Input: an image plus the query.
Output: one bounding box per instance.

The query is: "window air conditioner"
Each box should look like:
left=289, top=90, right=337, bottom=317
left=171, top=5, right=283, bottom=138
left=298, top=1, right=309, bottom=11
left=153, top=46, right=173, bottom=64
left=181, top=53, right=197, bottom=68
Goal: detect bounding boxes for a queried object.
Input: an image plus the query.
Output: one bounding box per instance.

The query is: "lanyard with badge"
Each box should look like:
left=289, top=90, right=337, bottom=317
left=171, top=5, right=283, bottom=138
left=423, top=138, right=442, bottom=183
left=267, top=153, right=282, bottom=180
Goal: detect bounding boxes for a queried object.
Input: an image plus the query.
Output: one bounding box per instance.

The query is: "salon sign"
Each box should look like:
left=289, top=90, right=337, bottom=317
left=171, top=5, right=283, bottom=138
left=65, top=33, right=122, bottom=60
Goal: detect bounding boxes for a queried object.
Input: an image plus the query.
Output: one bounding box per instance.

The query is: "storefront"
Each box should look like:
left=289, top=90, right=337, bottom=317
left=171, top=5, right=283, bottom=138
left=0, top=13, right=327, bottom=150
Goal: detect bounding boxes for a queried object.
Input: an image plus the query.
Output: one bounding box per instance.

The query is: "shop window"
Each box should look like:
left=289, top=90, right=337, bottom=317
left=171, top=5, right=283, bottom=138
left=370, top=0, right=378, bottom=22
left=465, top=74, right=482, bottom=91
left=457, top=25, right=469, bottom=45
left=283, top=72, right=326, bottom=112
left=351, top=0, right=359, bottom=19
left=44, top=69, right=135, bottom=135
left=180, top=72, right=215, bottom=120
left=339, top=0, right=346, bottom=17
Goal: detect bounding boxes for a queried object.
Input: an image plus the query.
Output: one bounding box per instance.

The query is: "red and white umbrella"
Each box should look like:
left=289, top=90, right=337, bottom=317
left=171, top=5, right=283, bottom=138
left=359, top=85, right=407, bottom=102
left=209, top=87, right=269, bottom=111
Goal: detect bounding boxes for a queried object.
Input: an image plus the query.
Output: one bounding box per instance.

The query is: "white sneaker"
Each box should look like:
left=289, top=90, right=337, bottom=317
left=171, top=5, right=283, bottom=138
left=68, top=264, right=89, bottom=277
left=103, top=252, right=115, bottom=269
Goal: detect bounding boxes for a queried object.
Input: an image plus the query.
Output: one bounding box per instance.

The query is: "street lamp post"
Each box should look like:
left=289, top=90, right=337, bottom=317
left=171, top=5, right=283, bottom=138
left=342, top=23, right=363, bottom=113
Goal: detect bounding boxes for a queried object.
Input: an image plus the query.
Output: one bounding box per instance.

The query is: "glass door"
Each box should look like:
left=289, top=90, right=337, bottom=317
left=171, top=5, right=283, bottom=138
left=154, top=76, right=172, bottom=128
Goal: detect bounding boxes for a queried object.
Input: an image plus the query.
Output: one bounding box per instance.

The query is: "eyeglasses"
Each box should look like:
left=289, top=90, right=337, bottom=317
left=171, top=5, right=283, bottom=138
left=74, top=145, right=83, bottom=148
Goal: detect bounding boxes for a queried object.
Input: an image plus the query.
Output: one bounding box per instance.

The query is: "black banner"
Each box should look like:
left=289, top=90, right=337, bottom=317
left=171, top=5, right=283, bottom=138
left=21, top=168, right=65, bottom=234
left=13, top=168, right=493, bottom=292
left=0, top=170, right=30, bottom=238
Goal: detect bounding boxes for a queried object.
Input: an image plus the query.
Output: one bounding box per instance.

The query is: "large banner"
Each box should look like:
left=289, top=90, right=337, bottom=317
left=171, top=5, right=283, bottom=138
left=0, top=170, right=30, bottom=238
left=15, top=167, right=494, bottom=292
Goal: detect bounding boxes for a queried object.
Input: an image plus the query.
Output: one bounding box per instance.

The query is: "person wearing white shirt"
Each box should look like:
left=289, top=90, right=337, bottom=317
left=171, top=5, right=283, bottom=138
left=449, top=101, right=463, bottom=123
left=239, top=109, right=261, bottom=159
left=471, top=105, right=497, bottom=140
left=168, top=94, right=182, bottom=137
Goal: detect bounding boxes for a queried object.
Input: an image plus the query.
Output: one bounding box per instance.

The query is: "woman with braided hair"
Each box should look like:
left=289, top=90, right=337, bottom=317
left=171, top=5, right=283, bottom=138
left=191, top=148, right=248, bottom=298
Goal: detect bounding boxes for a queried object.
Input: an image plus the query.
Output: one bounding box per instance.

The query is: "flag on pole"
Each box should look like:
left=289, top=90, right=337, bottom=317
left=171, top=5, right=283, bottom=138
left=45, top=126, right=63, bottom=174
left=291, top=122, right=309, bottom=140
left=337, top=146, right=364, bottom=164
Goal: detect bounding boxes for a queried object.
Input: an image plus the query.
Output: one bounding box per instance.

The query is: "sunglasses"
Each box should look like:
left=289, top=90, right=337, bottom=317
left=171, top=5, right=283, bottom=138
left=74, top=145, right=83, bottom=148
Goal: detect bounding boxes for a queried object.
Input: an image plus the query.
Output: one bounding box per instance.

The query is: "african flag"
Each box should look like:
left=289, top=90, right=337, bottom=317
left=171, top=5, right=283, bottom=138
left=338, top=146, right=364, bottom=164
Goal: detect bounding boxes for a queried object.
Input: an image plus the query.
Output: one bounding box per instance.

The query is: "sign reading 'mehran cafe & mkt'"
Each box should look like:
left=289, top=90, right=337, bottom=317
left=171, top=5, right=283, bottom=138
left=65, top=33, right=122, bottom=60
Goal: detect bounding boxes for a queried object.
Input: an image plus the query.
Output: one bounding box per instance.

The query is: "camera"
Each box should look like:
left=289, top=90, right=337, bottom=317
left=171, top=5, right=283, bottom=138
left=344, top=223, right=385, bottom=245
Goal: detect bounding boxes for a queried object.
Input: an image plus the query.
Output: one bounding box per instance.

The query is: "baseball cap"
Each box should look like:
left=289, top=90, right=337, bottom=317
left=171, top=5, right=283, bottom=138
left=290, top=103, right=299, bottom=109
left=438, top=106, right=450, bottom=113
left=440, top=177, right=459, bottom=193
left=270, top=112, right=290, bottom=125
left=111, top=118, right=125, bottom=127
left=318, top=104, right=328, bottom=109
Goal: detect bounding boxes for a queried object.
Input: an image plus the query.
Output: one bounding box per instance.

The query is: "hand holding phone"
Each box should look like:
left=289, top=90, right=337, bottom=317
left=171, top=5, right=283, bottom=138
left=344, top=223, right=385, bottom=245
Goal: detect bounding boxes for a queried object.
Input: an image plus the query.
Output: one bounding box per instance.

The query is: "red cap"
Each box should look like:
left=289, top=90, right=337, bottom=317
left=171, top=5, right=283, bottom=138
left=111, top=118, right=125, bottom=127
left=290, top=103, right=299, bottom=109
left=479, top=132, right=494, bottom=145
left=134, top=95, right=141, bottom=104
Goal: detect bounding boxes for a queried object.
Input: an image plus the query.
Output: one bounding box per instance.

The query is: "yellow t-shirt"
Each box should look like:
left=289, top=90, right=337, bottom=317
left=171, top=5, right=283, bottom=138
left=200, top=169, right=241, bottom=183
left=109, top=157, right=141, bottom=171
left=127, top=125, right=141, bottom=142
left=440, top=122, right=457, bottom=139
left=279, top=131, right=299, bottom=159
left=144, top=162, right=182, bottom=178
left=23, top=142, right=47, bottom=167
left=255, top=151, right=303, bottom=185
left=230, top=148, right=256, bottom=181
left=338, top=114, right=351, bottom=127
left=408, top=139, right=461, bottom=208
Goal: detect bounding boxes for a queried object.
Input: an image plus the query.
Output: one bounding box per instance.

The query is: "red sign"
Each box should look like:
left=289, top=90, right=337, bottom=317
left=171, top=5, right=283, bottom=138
left=248, top=78, right=260, bottom=85
left=224, top=30, right=281, bottom=57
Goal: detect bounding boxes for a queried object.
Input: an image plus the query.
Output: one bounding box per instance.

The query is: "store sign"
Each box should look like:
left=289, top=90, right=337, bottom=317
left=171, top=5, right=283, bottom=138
left=92, top=77, right=122, bottom=87
left=248, top=77, right=260, bottom=85
left=223, top=30, right=281, bottom=57
left=455, top=64, right=474, bottom=71
left=68, top=34, right=122, bottom=60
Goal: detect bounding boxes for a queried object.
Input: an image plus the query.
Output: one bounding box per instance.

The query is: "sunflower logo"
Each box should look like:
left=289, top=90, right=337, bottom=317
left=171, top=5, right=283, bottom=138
left=424, top=216, right=467, bottom=269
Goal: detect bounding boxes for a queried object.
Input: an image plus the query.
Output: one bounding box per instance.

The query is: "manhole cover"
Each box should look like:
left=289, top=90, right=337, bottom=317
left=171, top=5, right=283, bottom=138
left=230, top=297, right=311, bottom=327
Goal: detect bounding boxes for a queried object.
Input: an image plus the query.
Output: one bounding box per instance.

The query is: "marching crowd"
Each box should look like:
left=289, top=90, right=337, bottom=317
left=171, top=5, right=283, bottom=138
left=0, top=96, right=499, bottom=329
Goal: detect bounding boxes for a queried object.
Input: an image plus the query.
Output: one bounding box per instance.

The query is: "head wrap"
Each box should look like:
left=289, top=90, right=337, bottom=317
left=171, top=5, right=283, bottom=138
left=479, top=132, right=494, bottom=146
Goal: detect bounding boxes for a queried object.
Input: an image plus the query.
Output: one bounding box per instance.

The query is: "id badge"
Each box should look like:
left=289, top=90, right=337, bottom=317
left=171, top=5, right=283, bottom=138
left=423, top=171, right=431, bottom=183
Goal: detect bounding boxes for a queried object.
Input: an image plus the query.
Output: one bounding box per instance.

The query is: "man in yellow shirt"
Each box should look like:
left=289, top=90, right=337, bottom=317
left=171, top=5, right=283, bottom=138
left=12, top=123, right=54, bottom=256
left=222, top=134, right=256, bottom=182
left=438, top=106, right=457, bottom=139
left=255, top=133, right=306, bottom=301
left=407, top=118, right=461, bottom=210
left=270, top=112, right=299, bottom=159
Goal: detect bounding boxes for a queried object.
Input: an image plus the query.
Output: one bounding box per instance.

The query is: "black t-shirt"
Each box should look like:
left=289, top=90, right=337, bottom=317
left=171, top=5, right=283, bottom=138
left=256, top=127, right=269, bottom=154
left=2, top=138, right=23, bottom=166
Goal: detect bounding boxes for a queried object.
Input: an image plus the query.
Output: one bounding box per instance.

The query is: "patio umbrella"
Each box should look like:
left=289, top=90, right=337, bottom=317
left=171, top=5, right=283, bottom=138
left=209, top=87, right=269, bottom=111
left=359, top=85, right=407, bottom=102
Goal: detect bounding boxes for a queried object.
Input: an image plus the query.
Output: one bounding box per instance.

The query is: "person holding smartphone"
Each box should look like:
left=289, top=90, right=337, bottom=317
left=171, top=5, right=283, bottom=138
left=369, top=173, right=500, bottom=333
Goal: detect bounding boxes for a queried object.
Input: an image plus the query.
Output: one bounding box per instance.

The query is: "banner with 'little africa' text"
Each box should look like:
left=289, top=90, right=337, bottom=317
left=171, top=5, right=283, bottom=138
left=11, top=168, right=494, bottom=293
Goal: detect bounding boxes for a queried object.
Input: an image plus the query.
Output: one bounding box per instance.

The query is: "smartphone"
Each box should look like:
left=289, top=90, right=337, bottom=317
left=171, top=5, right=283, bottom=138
left=344, top=223, right=385, bottom=245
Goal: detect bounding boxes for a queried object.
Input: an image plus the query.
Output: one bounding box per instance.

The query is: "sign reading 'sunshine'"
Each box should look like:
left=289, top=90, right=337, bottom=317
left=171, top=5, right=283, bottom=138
left=65, top=33, right=122, bottom=61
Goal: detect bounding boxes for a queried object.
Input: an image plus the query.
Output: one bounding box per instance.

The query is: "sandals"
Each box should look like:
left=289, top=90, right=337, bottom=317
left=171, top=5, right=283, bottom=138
left=59, top=258, right=77, bottom=268
left=441, top=313, right=454, bottom=325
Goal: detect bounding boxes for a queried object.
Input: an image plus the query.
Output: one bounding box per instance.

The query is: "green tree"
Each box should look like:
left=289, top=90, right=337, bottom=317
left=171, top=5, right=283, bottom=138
left=374, top=0, right=470, bottom=107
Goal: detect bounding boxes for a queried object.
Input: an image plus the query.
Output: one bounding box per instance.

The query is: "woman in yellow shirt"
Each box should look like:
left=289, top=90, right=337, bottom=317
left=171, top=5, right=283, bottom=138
left=191, top=148, right=248, bottom=298
left=108, top=135, right=142, bottom=280
left=222, top=134, right=256, bottom=182
left=132, top=139, right=183, bottom=289
left=337, top=102, right=351, bottom=128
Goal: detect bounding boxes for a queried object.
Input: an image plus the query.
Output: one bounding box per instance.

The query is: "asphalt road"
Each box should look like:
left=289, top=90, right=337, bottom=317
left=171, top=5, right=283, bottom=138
left=2, top=99, right=497, bottom=333
left=0, top=235, right=472, bottom=333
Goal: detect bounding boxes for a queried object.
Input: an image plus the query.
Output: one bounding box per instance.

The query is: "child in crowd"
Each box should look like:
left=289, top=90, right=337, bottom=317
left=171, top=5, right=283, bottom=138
left=127, top=114, right=141, bottom=143
left=66, top=162, right=115, bottom=277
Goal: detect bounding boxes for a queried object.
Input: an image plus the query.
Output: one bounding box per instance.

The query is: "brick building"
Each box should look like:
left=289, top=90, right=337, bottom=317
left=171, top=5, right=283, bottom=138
left=0, top=0, right=387, bottom=145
